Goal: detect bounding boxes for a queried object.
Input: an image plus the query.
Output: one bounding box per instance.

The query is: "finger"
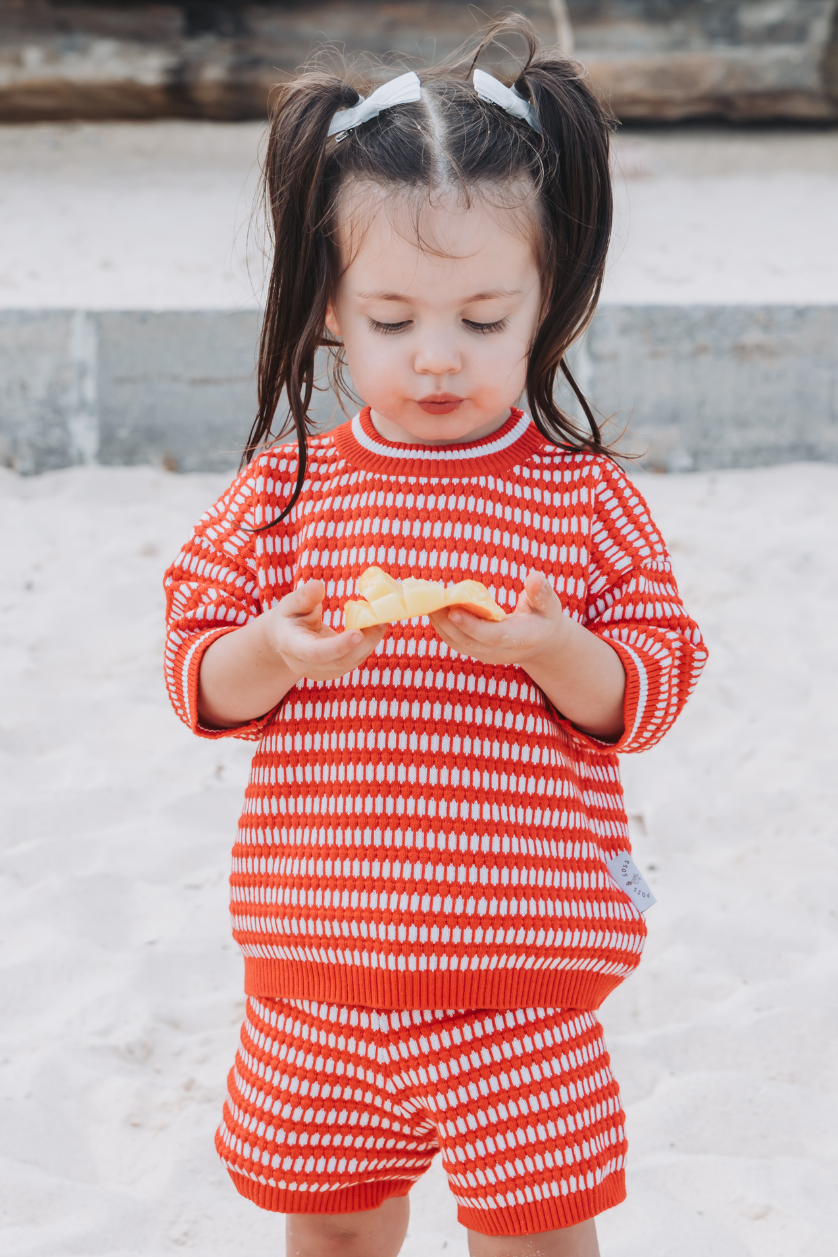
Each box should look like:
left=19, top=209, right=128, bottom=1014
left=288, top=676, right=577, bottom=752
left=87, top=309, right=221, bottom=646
left=438, top=606, right=514, bottom=646
left=521, top=570, right=555, bottom=613
left=280, top=579, right=327, bottom=618
left=427, top=611, right=461, bottom=652
left=429, top=612, right=508, bottom=662
left=359, top=623, right=387, bottom=647
left=291, top=627, right=364, bottom=665
left=316, top=625, right=387, bottom=675
left=293, top=623, right=385, bottom=668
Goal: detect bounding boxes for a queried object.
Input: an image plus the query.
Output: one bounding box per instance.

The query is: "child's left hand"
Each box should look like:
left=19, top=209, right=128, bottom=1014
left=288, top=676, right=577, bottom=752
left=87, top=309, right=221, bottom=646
left=430, top=570, right=627, bottom=740
left=429, top=571, right=571, bottom=669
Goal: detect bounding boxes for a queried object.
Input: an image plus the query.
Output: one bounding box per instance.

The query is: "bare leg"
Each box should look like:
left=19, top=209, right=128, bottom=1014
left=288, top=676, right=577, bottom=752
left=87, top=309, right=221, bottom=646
left=286, top=1195, right=410, bottom=1257
left=468, top=1218, right=600, bottom=1257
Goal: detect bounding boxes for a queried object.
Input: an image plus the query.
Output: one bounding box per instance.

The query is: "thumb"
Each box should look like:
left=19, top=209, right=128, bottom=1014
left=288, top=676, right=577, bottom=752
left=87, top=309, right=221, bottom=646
left=283, top=579, right=326, bottom=617
left=522, top=570, right=556, bottom=613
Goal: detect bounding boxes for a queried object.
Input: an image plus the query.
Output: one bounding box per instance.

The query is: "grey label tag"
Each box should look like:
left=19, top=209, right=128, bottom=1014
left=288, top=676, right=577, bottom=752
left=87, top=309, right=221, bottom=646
left=606, top=852, right=657, bottom=913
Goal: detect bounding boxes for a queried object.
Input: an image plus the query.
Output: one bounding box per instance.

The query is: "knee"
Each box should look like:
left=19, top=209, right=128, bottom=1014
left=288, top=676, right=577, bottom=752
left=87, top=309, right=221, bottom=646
left=286, top=1195, right=410, bottom=1257
left=287, top=1213, right=364, bottom=1256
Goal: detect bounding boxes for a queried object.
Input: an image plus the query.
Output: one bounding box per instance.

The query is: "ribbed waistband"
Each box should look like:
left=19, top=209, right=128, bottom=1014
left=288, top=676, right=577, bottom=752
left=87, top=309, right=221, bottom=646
left=242, top=956, right=627, bottom=1010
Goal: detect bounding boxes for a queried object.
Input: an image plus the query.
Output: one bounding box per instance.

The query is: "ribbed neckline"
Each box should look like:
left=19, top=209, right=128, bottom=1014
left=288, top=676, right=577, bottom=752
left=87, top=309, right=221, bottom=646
left=332, top=405, right=543, bottom=478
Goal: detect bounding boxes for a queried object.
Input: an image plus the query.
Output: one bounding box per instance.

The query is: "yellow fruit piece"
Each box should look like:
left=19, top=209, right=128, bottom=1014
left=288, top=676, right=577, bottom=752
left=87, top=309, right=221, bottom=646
left=344, top=598, right=378, bottom=630
left=401, top=577, right=446, bottom=617
left=343, top=568, right=505, bottom=628
left=368, top=590, right=408, bottom=622
left=445, top=580, right=507, bottom=622
left=357, top=566, right=401, bottom=602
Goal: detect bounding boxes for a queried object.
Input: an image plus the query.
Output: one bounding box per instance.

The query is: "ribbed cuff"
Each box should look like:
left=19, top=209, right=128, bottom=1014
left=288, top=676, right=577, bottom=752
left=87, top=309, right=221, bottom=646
left=224, top=1162, right=414, bottom=1215
left=458, top=1169, right=626, bottom=1236
left=175, top=625, right=280, bottom=742
left=548, top=633, right=645, bottom=757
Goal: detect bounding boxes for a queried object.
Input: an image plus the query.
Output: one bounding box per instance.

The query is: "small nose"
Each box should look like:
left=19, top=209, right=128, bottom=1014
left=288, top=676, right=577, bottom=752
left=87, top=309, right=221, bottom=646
left=414, top=333, right=461, bottom=378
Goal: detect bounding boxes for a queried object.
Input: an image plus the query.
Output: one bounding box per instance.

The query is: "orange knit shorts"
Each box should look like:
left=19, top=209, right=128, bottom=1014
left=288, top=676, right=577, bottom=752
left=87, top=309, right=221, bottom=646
left=216, top=997, right=627, bottom=1236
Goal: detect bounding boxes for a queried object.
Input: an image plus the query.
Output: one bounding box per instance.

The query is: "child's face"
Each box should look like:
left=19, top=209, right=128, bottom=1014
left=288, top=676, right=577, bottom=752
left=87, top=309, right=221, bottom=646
left=325, top=187, right=543, bottom=445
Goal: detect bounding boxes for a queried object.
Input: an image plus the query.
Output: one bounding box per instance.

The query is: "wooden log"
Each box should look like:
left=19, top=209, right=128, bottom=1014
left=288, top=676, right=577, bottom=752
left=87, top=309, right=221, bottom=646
left=0, top=2, right=835, bottom=122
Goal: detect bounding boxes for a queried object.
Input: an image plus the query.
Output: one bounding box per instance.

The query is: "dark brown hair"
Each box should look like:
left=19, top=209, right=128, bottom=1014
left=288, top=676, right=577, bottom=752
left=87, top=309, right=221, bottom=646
left=247, top=15, right=614, bottom=521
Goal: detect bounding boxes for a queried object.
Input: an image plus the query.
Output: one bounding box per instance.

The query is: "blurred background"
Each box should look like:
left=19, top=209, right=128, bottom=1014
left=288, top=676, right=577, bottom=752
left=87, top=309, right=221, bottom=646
left=2, top=1, right=837, bottom=122
left=1, top=0, right=837, bottom=473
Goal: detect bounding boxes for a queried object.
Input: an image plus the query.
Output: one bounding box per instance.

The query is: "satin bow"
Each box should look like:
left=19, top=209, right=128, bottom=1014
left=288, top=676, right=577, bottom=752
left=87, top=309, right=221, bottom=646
left=473, top=68, right=541, bottom=134
left=328, top=71, right=422, bottom=138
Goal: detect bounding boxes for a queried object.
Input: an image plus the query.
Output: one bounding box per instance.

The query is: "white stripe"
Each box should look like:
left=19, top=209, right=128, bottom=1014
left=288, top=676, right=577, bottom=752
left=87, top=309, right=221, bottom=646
left=615, top=641, right=648, bottom=745
left=180, top=631, right=216, bottom=721
left=236, top=942, right=632, bottom=975
left=351, top=411, right=531, bottom=462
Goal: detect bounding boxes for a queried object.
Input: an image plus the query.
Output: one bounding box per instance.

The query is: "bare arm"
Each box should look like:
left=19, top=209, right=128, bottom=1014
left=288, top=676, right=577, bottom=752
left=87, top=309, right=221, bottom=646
left=197, top=580, right=385, bottom=729
left=429, top=571, right=626, bottom=741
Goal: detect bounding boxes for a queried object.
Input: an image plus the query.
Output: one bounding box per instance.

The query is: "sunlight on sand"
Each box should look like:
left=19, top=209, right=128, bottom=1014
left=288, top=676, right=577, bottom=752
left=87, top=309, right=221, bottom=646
left=1, top=462, right=836, bottom=1255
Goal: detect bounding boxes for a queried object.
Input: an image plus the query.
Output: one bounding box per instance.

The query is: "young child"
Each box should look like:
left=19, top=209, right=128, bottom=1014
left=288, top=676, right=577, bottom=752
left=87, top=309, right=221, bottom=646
left=164, top=18, right=706, bottom=1257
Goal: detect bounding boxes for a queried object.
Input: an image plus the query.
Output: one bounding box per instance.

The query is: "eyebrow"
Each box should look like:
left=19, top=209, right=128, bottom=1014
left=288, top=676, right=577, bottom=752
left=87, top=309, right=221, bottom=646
left=355, top=289, right=522, bottom=302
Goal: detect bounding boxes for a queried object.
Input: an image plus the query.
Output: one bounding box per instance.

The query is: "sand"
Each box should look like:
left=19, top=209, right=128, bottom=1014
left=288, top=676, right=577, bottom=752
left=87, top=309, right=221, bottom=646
left=1, top=122, right=837, bottom=309
left=1, top=460, right=836, bottom=1256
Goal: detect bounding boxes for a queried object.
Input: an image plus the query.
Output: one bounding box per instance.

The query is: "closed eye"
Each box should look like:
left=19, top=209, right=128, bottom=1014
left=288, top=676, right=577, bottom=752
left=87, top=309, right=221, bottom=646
left=464, top=318, right=509, bottom=334
left=368, top=319, right=412, bottom=334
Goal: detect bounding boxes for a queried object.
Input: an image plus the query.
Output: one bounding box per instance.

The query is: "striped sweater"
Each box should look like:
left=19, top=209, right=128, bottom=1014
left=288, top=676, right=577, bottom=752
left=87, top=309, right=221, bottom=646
left=164, top=407, right=706, bottom=1011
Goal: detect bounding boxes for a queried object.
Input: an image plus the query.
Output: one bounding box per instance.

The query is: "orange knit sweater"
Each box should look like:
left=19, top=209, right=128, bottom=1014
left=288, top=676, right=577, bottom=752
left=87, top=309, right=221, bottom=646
left=164, top=408, right=706, bottom=1011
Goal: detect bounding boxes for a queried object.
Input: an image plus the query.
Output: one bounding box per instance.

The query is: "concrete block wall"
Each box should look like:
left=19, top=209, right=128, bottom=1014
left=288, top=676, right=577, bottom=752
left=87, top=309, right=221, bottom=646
left=583, top=305, right=838, bottom=470
left=1, top=306, right=836, bottom=475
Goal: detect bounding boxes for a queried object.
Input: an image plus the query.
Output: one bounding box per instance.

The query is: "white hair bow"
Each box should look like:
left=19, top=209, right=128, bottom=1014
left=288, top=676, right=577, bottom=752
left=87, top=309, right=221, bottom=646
left=473, top=68, right=541, bottom=134
left=328, top=71, right=422, bottom=138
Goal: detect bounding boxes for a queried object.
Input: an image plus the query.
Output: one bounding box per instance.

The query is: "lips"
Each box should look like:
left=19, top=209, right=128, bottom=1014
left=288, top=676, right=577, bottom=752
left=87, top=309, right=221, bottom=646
left=417, top=394, right=464, bottom=415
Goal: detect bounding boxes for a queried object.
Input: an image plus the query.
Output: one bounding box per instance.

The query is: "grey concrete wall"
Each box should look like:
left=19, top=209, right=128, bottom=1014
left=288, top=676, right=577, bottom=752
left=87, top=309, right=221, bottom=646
left=1, top=306, right=836, bottom=475
left=0, top=309, right=345, bottom=475
left=583, top=305, right=838, bottom=471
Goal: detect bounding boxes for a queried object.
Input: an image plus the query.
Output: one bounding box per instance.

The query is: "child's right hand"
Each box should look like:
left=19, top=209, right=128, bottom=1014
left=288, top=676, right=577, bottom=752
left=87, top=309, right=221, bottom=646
left=263, top=579, right=385, bottom=682
left=197, top=579, right=384, bottom=728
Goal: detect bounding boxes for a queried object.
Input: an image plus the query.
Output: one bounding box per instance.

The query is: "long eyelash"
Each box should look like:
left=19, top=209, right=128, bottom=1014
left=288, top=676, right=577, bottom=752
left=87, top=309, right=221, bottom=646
left=464, top=318, right=509, bottom=334
left=368, top=317, right=509, bottom=335
left=369, top=319, right=411, bottom=334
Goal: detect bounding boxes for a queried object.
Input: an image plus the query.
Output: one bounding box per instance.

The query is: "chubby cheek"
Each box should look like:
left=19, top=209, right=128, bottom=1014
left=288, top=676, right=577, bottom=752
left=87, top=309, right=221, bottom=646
left=344, top=333, right=409, bottom=403
left=469, top=338, right=529, bottom=401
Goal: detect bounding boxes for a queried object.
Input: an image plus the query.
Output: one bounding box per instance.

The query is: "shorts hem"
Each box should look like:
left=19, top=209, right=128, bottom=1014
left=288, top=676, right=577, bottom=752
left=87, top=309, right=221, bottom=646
left=457, top=1172, right=626, bottom=1236
left=225, top=1163, right=414, bottom=1215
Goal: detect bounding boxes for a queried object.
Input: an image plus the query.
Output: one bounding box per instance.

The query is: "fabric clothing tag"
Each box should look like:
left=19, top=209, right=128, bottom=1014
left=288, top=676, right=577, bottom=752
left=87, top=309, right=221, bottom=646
left=606, top=852, right=657, bottom=913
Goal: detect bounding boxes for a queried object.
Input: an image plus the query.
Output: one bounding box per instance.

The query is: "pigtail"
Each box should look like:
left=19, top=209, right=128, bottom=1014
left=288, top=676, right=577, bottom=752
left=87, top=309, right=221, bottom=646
left=465, top=17, right=614, bottom=455
left=244, top=72, right=359, bottom=524
left=514, top=42, right=614, bottom=453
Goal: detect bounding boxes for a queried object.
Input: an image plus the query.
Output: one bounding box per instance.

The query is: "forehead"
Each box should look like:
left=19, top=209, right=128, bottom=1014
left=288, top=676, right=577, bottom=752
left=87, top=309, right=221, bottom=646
left=336, top=186, right=539, bottom=295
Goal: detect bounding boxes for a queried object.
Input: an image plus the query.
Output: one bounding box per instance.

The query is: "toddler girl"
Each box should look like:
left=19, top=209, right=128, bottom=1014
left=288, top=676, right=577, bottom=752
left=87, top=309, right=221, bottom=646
left=164, top=18, right=706, bottom=1257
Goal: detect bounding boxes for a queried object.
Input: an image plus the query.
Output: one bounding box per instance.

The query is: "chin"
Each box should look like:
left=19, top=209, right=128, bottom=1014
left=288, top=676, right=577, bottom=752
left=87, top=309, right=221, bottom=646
left=415, top=420, right=475, bottom=443
left=370, top=401, right=507, bottom=446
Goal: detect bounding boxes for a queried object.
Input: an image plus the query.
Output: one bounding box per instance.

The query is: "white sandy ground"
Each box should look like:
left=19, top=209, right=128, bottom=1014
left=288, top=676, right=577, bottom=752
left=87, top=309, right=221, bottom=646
left=0, top=122, right=837, bottom=309
left=1, top=462, right=837, bottom=1256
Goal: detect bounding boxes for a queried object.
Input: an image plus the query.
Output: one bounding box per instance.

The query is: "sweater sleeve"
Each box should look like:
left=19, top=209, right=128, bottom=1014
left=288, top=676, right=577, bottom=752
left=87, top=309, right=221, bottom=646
left=559, top=458, right=708, bottom=755
left=163, top=453, right=295, bottom=740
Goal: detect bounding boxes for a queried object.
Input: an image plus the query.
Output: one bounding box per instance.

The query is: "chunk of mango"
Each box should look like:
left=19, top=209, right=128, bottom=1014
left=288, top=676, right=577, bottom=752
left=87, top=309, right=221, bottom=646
left=357, top=566, right=401, bottom=602
left=402, top=577, right=446, bottom=618
left=343, top=567, right=505, bottom=629
left=444, top=580, right=507, bottom=621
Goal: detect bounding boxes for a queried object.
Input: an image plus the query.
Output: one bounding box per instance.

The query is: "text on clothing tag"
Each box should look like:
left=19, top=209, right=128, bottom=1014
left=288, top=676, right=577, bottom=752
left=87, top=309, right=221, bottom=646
left=606, top=852, right=657, bottom=913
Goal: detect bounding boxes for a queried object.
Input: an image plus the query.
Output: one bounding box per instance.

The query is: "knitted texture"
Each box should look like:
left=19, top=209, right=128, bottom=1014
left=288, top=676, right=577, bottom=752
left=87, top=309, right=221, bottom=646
left=217, top=997, right=627, bottom=1234
left=164, top=408, right=707, bottom=1011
